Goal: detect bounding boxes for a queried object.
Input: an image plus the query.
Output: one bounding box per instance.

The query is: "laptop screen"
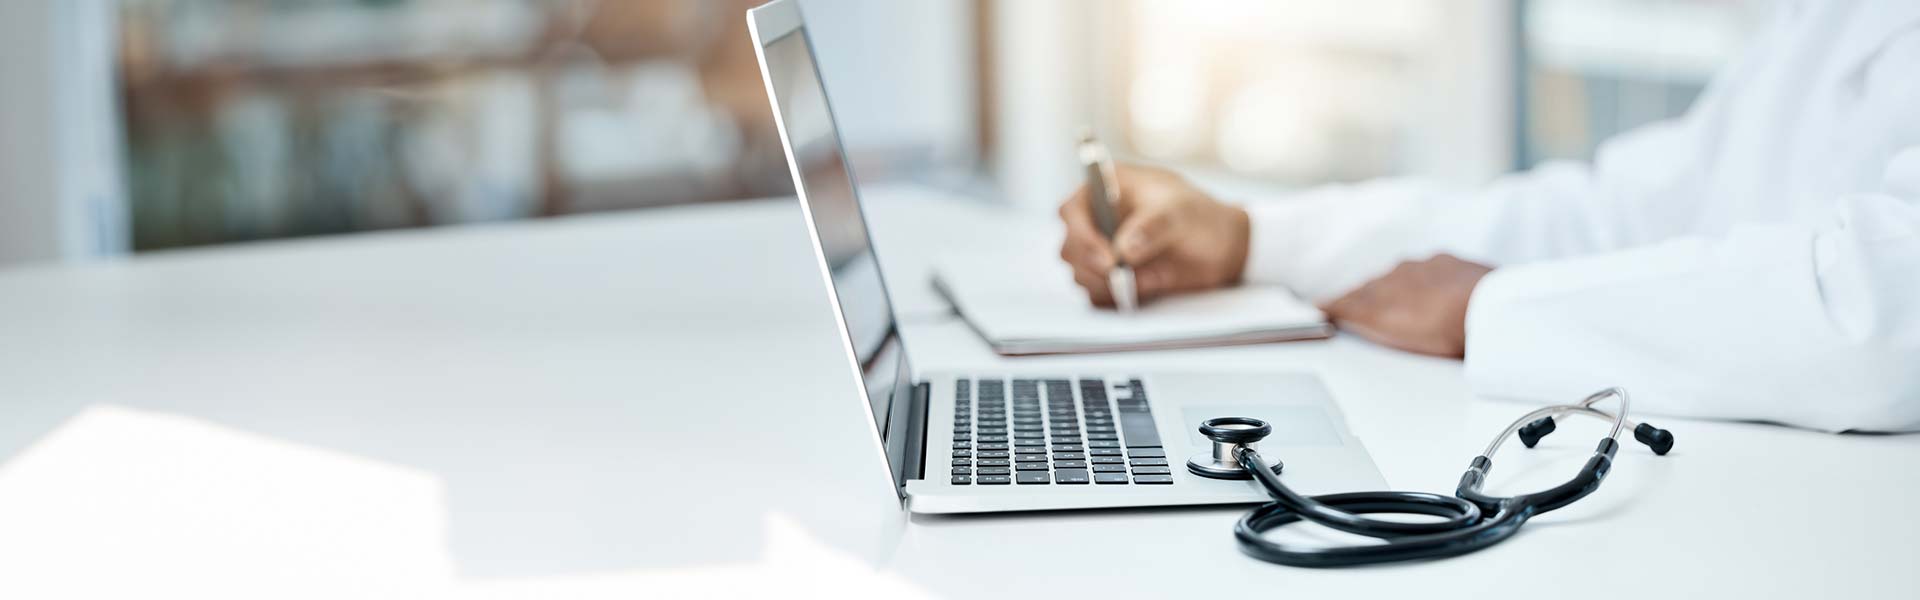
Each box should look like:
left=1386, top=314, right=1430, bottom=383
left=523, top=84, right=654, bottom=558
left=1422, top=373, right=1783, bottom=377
left=753, top=5, right=917, bottom=490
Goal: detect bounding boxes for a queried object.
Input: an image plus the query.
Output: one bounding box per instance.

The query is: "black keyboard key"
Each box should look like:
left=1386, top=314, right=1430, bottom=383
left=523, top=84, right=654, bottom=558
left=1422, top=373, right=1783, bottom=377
left=953, top=449, right=972, bottom=458
left=1051, top=444, right=1084, bottom=453
left=1015, top=462, right=1049, bottom=471
left=953, top=441, right=971, bottom=450
left=1055, top=469, right=1092, bottom=484
left=977, top=428, right=1007, bottom=435
left=1084, top=426, right=1115, bottom=433
left=1129, top=458, right=1169, bottom=467
left=1091, top=456, right=1124, bottom=464
left=1053, top=453, right=1087, bottom=461
left=1093, top=464, right=1127, bottom=473
left=977, top=467, right=1012, bottom=476
left=1014, top=440, right=1046, bottom=447
left=952, top=476, right=971, bottom=485
left=1053, top=460, right=1088, bottom=469
left=977, top=451, right=1009, bottom=458
left=977, top=459, right=1010, bottom=467
left=1119, top=413, right=1161, bottom=447
left=1014, top=454, right=1047, bottom=462
left=1132, top=466, right=1172, bottom=475
left=1079, top=379, right=1107, bottom=398
left=977, top=435, right=1008, bottom=443
left=952, top=467, right=970, bottom=476
left=979, top=475, right=1012, bottom=485
left=952, top=458, right=971, bottom=466
left=1088, top=441, right=1120, bottom=449
left=978, top=443, right=1009, bottom=450
left=1087, top=433, right=1119, bottom=441
left=1017, top=471, right=1051, bottom=484
left=1128, top=448, right=1166, bottom=458
left=1134, top=474, right=1175, bottom=484
left=1013, top=431, right=1045, bottom=439
left=1014, top=447, right=1047, bottom=454
left=1089, top=448, right=1122, bottom=457
left=1095, top=473, right=1129, bottom=484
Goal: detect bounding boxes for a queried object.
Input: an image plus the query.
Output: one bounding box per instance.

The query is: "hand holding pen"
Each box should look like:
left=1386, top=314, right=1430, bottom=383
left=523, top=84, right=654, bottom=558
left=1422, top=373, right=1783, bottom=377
left=1056, top=154, right=1254, bottom=309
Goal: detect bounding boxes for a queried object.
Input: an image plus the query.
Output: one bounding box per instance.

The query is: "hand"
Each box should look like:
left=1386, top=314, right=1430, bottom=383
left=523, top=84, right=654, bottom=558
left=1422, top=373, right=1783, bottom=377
left=1057, top=165, right=1250, bottom=307
left=1321, top=254, right=1493, bottom=358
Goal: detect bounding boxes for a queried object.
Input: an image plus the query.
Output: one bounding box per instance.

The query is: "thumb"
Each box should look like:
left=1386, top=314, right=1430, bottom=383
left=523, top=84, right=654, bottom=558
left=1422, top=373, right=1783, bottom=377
left=1113, top=206, right=1177, bottom=265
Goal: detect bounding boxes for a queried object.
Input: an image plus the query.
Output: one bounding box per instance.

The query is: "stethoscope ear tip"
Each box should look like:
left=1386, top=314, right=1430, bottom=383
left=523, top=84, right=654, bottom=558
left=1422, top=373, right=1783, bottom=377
left=1634, top=423, right=1675, bottom=455
left=1518, top=417, right=1556, bottom=448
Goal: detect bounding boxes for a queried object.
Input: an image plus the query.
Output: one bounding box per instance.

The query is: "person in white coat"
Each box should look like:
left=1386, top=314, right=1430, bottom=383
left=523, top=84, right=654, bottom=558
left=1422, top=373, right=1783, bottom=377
left=1057, top=0, right=1919, bottom=433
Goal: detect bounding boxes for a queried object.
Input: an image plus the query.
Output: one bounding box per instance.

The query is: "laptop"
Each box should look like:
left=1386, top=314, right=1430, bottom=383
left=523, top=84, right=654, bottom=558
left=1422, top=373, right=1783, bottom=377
left=746, top=0, right=1385, bottom=514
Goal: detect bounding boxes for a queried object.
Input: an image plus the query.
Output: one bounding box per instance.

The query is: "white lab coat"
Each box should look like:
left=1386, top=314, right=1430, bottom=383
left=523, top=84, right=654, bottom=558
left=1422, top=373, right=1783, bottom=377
left=1242, top=0, right=1920, bottom=432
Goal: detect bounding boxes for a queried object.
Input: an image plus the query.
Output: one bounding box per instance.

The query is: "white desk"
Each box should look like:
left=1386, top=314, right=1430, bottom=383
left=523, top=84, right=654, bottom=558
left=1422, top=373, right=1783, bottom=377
left=0, top=185, right=1914, bottom=598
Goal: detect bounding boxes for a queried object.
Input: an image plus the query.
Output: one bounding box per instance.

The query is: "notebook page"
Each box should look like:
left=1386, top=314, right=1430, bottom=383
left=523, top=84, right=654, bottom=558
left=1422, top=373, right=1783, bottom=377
left=934, top=253, right=1326, bottom=349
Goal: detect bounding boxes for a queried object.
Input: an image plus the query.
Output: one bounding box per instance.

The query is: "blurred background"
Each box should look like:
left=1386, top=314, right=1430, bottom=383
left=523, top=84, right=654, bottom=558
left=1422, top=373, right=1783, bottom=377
left=0, top=0, right=1765, bottom=263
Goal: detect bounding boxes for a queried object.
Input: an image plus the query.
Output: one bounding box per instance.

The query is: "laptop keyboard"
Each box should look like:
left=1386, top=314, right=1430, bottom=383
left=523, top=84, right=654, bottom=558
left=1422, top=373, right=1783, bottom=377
left=949, top=377, right=1172, bottom=486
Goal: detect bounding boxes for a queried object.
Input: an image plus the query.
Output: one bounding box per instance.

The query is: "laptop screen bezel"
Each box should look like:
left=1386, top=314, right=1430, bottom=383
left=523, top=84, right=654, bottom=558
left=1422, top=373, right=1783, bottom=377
left=747, top=0, right=920, bottom=499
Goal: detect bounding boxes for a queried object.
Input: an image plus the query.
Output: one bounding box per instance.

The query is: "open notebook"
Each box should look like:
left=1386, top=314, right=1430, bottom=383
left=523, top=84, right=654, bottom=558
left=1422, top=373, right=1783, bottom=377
left=933, top=253, right=1331, bottom=355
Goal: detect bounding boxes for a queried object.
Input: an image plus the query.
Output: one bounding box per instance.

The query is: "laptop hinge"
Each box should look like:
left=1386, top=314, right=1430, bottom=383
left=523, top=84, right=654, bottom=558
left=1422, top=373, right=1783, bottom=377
left=902, top=381, right=930, bottom=485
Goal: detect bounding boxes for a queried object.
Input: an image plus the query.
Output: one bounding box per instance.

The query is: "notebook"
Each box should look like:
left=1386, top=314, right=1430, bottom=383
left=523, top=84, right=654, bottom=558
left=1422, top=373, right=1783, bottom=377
left=932, top=252, right=1332, bottom=355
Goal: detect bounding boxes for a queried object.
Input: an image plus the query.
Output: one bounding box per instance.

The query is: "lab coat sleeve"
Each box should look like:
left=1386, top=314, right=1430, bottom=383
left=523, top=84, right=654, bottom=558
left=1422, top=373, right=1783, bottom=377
left=1243, top=162, right=1690, bottom=301
left=1242, top=114, right=1714, bottom=302
left=1243, top=16, right=1742, bottom=302
left=1464, top=178, right=1920, bottom=433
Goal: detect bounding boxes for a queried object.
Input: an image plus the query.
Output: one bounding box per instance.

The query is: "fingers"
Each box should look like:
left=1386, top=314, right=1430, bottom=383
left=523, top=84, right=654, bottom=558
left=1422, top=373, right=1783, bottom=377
left=1129, top=259, right=1195, bottom=302
left=1113, top=204, right=1178, bottom=266
left=1059, top=186, right=1117, bottom=274
left=1060, top=227, right=1116, bottom=275
left=1323, top=282, right=1424, bottom=353
left=1320, top=260, right=1468, bottom=358
left=1071, top=263, right=1116, bottom=308
left=1320, top=279, right=1380, bottom=324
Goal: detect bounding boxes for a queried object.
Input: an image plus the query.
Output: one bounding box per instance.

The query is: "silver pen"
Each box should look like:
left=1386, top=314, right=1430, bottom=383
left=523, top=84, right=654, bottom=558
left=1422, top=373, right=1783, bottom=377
left=1078, top=133, right=1137, bottom=312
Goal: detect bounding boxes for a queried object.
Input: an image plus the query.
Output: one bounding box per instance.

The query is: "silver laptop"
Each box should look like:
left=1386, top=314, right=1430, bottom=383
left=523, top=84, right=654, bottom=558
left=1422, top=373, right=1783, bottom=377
left=747, top=0, right=1384, bottom=514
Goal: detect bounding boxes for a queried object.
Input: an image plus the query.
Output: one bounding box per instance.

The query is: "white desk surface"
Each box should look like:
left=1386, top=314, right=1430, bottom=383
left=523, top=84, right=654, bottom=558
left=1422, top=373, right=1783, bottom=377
left=0, top=184, right=1914, bottom=598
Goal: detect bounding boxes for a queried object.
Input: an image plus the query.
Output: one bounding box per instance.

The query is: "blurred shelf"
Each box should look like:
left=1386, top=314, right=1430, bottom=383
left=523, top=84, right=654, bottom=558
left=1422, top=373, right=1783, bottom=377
left=1526, top=0, right=1753, bottom=82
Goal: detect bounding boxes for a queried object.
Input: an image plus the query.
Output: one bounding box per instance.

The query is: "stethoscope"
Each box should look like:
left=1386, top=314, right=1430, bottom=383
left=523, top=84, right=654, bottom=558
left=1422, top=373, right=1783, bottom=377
left=1189, top=388, right=1675, bottom=567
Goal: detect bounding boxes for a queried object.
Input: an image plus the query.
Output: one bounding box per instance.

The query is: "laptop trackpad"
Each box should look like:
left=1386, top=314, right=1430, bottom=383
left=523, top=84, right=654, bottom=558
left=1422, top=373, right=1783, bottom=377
left=1180, top=405, right=1345, bottom=448
left=1175, top=401, right=1388, bottom=492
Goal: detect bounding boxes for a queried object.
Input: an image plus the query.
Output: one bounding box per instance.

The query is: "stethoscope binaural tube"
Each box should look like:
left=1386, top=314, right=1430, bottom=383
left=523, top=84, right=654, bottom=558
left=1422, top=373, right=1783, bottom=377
left=1212, top=388, right=1674, bottom=568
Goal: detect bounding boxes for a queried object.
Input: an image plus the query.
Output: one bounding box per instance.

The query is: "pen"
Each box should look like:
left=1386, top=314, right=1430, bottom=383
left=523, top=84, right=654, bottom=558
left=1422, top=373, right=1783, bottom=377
left=1077, top=133, right=1137, bottom=312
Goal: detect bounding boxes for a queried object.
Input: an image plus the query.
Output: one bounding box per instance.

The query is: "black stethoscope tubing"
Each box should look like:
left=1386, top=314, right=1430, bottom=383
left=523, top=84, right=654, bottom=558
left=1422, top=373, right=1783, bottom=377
left=1217, top=388, right=1671, bottom=568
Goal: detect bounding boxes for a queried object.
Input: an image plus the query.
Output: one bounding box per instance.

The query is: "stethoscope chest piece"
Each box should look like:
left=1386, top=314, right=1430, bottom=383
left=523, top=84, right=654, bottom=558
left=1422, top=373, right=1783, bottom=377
left=1188, top=417, right=1284, bottom=480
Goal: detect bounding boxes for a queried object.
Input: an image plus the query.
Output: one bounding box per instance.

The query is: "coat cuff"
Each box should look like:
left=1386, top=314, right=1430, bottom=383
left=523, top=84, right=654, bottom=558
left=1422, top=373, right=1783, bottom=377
left=1241, top=179, right=1435, bottom=302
